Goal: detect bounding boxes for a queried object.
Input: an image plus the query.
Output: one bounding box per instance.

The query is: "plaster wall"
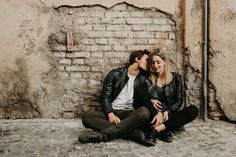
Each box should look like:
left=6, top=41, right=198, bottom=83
left=208, top=0, right=236, bottom=121
left=2, top=0, right=234, bottom=121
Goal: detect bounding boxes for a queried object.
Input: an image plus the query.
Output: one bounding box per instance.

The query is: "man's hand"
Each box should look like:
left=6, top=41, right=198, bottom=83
left=151, top=112, right=163, bottom=127
left=163, top=111, right=169, bottom=122
left=151, top=99, right=162, bottom=111
left=108, top=112, right=121, bottom=125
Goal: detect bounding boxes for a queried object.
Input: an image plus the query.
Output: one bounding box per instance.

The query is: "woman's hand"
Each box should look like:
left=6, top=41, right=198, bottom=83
left=151, top=112, right=163, bottom=127
left=108, top=112, right=121, bottom=125
left=163, top=111, right=169, bottom=122
left=151, top=99, right=162, bottom=111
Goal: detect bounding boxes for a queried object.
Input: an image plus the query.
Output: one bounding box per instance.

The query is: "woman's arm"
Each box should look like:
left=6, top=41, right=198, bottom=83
left=169, top=73, right=183, bottom=113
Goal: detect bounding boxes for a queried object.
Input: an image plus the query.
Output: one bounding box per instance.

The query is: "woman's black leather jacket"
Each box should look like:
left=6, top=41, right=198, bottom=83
left=163, top=72, right=183, bottom=114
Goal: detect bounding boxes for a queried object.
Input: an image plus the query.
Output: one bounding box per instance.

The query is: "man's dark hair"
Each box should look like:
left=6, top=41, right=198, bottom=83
left=129, top=49, right=150, bottom=65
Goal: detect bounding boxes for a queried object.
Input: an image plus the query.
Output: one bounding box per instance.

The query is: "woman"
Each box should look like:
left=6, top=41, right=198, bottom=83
left=145, top=49, right=198, bottom=146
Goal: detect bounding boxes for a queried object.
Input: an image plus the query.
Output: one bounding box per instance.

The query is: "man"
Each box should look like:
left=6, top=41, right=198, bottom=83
left=79, top=50, right=161, bottom=144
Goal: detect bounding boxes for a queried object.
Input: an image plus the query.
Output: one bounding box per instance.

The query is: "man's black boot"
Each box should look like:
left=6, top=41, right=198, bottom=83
left=126, top=129, right=146, bottom=144
left=78, top=131, right=108, bottom=143
left=145, top=128, right=158, bottom=146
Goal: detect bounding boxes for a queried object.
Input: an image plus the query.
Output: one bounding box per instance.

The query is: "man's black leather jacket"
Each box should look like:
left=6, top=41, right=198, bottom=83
left=100, top=66, right=158, bottom=114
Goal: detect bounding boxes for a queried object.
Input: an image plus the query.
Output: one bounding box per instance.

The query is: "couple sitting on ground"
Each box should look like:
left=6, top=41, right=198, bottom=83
left=79, top=48, right=198, bottom=146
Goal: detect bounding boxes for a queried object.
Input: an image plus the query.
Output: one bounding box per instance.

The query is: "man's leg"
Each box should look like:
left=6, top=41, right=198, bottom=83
left=101, top=106, right=150, bottom=140
left=82, top=111, right=112, bottom=131
left=79, top=107, right=150, bottom=143
left=79, top=111, right=111, bottom=143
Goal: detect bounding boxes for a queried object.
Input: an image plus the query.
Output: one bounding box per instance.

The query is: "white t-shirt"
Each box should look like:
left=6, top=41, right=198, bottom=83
left=112, top=73, right=136, bottom=110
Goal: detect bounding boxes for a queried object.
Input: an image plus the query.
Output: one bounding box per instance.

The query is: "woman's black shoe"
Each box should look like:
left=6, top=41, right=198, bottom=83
left=157, top=130, right=173, bottom=143
left=145, top=128, right=158, bottom=146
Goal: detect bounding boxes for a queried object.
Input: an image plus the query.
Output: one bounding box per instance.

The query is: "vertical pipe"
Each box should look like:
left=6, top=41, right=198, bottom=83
left=182, top=0, right=186, bottom=110
left=203, top=0, right=209, bottom=122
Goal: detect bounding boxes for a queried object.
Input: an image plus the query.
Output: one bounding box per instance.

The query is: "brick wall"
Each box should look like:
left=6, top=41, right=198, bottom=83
left=47, top=3, right=178, bottom=118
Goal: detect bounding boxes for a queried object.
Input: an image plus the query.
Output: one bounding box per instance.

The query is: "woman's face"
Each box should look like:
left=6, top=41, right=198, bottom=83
left=151, top=55, right=166, bottom=74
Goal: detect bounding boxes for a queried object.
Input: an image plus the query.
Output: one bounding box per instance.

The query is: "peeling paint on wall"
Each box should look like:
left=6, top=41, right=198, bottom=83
left=208, top=82, right=224, bottom=120
left=184, top=48, right=202, bottom=110
left=0, top=58, right=41, bottom=119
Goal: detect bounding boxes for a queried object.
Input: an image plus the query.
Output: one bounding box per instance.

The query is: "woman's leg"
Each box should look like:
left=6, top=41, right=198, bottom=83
left=163, top=105, right=198, bottom=131
left=145, top=105, right=198, bottom=145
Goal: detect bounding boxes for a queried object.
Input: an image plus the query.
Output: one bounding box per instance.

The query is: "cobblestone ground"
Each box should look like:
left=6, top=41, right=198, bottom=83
left=0, top=119, right=236, bottom=157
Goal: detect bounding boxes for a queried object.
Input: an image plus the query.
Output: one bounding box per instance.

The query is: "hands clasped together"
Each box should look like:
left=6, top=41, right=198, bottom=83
left=151, top=99, right=169, bottom=127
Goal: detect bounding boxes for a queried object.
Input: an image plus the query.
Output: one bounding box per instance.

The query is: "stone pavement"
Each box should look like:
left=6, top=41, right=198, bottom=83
left=0, top=119, right=236, bottom=157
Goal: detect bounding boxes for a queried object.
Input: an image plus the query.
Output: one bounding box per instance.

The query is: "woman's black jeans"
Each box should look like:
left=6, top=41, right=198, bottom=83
left=163, top=105, right=198, bottom=130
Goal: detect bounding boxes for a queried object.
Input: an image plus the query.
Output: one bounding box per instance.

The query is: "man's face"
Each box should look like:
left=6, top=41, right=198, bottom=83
left=138, top=54, right=149, bottom=71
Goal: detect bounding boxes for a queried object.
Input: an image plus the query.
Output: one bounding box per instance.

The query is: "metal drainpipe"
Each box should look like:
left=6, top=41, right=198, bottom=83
left=203, top=0, right=209, bottom=122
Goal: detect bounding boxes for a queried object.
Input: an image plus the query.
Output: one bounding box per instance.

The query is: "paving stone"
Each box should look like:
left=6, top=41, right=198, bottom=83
left=101, top=147, right=117, bottom=154
left=0, top=119, right=236, bottom=157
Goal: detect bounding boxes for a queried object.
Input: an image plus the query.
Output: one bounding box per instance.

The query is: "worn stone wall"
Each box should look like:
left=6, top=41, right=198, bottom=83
left=208, top=0, right=236, bottom=121
left=0, top=0, right=183, bottom=118
left=47, top=3, right=180, bottom=118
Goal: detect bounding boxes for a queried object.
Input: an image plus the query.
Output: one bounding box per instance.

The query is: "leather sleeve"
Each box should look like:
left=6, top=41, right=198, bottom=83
left=145, top=79, right=159, bottom=100
left=169, top=73, right=183, bottom=113
left=100, top=70, right=117, bottom=115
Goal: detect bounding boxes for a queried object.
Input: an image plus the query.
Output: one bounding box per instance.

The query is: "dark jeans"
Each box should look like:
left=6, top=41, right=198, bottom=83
left=163, top=105, right=198, bottom=130
left=82, top=106, right=150, bottom=140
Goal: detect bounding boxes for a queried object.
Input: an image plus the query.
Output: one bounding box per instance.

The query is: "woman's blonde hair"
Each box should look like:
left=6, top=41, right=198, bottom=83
left=148, top=48, right=173, bottom=85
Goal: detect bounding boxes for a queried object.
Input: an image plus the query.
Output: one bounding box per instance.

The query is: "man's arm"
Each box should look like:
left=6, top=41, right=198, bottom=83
left=100, top=70, right=116, bottom=114
left=100, top=69, right=122, bottom=124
